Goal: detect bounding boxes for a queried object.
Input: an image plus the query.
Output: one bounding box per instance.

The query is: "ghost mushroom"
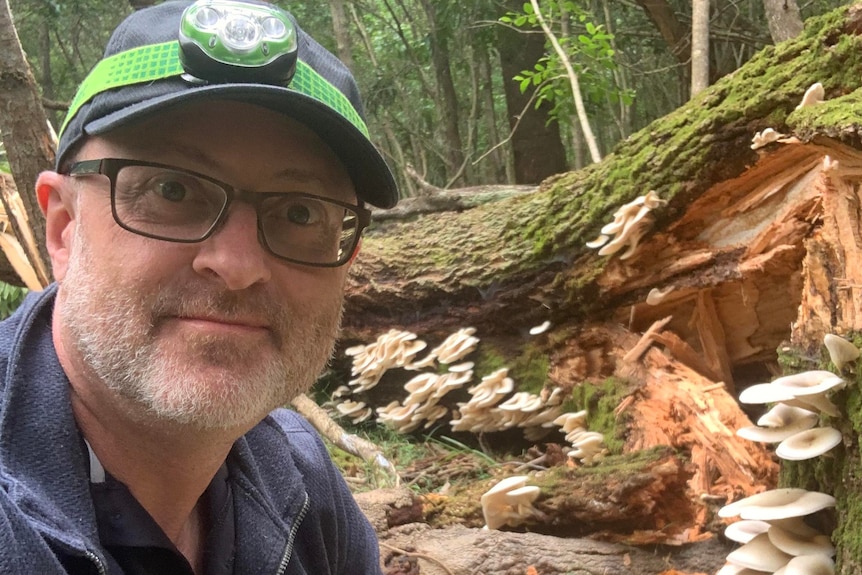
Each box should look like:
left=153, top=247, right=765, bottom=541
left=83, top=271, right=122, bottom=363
left=823, top=334, right=860, bottom=371
left=481, top=476, right=542, bottom=530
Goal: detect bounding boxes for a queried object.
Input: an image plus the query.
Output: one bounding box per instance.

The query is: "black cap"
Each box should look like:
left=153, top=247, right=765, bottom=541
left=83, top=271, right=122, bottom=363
left=55, top=0, right=399, bottom=208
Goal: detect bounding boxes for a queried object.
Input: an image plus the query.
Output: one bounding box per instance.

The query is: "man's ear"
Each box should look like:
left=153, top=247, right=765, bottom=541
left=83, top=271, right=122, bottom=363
left=36, top=171, right=76, bottom=281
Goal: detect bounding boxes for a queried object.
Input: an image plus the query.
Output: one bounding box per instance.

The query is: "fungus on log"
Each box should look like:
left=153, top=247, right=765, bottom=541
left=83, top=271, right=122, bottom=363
left=338, top=3, right=862, bottom=561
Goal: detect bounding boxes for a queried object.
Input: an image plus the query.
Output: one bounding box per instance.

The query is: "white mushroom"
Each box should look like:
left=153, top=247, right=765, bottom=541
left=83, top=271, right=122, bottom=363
left=724, top=520, right=771, bottom=543
left=481, top=476, right=542, bottom=530
left=718, top=489, right=835, bottom=521
left=767, top=522, right=835, bottom=556
left=823, top=334, right=860, bottom=371
left=529, top=321, right=551, bottom=335
left=736, top=409, right=818, bottom=443
left=796, top=82, right=825, bottom=109
left=775, top=427, right=842, bottom=461
left=773, top=554, right=834, bottom=575
left=646, top=286, right=674, bottom=305
left=726, top=533, right=792, bottom=572
left=751, top=127, right=787, bottom=150
left=588, top=192, right=665, bottom=260
left=585, top=235, right=609, bottom=248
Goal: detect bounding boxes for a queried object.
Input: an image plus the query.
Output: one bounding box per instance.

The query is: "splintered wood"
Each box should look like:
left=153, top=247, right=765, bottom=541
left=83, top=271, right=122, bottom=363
left=613, top=324, right=777, bottom=502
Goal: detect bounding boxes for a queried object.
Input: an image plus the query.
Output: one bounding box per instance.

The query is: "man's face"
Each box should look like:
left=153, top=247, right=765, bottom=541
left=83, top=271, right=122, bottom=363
left=52, top=100, right=356, bottom=431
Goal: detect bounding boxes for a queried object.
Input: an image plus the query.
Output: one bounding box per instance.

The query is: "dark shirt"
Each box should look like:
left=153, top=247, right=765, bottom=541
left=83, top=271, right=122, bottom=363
left=89, top=457, right=235, bottom=575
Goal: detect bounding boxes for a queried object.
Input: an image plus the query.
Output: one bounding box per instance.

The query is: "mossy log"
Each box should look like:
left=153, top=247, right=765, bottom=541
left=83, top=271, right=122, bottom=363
left=338, top=4, right=862, bottom=572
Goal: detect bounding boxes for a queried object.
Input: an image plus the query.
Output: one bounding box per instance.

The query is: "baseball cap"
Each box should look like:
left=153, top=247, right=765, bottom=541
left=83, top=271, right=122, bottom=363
left=55, top=0, right=399, bottom=209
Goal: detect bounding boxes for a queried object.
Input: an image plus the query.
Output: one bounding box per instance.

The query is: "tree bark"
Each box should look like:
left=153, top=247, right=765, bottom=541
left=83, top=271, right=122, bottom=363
left=0, top=0, right=53, bottom=287
left=763, top=0, right=804, bottom=43
left=634, top=0, right=690, bottom=65
left=496, top=1, right=568, bottom=184
left=691, top=0, right=710, bottom=96
left=418, top=0, right=466, bottom=187
left=329, top=0, right=354, bottom=72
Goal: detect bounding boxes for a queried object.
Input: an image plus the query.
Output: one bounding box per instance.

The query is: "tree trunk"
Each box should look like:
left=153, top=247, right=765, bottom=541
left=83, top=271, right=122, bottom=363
left=635, top=0, right=690, bottom=65
left=418, top=0, right=466, bottom=187
left=337, top=4, right=862, bottom=569
left=329, top=0, right=354, bottom=72
left=691, top=0, right=710, bottom=96
left=763, top=0, right=804, bottom=43
left=0, top=0, right=53, bottom=287
left=496, top=1, right=568, bottom=184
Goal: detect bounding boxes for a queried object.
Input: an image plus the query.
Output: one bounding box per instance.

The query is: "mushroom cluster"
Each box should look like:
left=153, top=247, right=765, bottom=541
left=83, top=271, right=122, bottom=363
left=738, top=370, right=845, bottom=460
left=344, top=329, right=428, bottom=392
left=449, top=368, right=566, bottom=438
left=719, top=334, right=859, bottom=574
left=481, top=475, right=543, bottom=530
left=553, top=411, right=607, bottom=465
left=585, top=191, right=667, bottom=260
left=375, top=367, right=474, bottom=433
left=717, top=488, right=836, bottom=574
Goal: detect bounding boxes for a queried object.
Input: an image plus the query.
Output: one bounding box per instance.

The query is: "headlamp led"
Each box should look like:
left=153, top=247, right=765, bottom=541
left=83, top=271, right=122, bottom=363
left=179, top=0, right=297, bottom=84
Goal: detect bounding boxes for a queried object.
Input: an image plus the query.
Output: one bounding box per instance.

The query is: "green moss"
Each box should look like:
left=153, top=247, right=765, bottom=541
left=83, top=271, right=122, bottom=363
left=568, top=376, right=635, bottom=455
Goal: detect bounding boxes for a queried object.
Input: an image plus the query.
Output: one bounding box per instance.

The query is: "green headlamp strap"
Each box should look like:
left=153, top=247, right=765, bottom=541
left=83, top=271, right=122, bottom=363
left=59, top=40, right=369, bottom=139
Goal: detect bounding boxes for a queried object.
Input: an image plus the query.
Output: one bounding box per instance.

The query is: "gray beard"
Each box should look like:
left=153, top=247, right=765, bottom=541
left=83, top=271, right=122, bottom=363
left=58, top=226, right=342, bottom=430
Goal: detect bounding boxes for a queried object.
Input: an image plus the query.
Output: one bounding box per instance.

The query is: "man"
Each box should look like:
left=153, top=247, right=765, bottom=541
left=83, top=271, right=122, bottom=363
left=0, top=1, right=398, bottom=573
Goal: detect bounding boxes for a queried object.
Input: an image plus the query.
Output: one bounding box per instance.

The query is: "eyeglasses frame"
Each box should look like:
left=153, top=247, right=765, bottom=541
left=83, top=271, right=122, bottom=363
left=63, top=158, right=371, bottom=268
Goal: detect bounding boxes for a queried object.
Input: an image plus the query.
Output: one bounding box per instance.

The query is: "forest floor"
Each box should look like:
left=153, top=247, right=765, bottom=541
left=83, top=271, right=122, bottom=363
left=330, top=427, right=741, bottom=575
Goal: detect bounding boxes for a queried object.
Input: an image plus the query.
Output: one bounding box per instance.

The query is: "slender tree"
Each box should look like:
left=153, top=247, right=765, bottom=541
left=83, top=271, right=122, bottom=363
left=691, top=0, right=710, bottom=96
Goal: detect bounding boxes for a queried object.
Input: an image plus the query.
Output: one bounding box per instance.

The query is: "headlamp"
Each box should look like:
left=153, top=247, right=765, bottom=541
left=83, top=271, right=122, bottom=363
left=179, top=0, right=297, bottom=84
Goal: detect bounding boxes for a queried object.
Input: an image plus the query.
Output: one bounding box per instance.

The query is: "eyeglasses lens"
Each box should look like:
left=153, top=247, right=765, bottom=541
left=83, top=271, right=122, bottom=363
left=112, top=164, right=359, bottom=266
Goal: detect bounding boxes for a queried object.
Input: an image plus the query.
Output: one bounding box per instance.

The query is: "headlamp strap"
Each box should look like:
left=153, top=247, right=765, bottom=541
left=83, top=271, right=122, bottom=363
left=59, top=41, right=369, bottom=140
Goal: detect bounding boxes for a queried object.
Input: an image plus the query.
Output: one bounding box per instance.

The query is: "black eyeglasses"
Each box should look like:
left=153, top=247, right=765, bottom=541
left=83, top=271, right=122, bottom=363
left=64, top=158, right=371, bottom=268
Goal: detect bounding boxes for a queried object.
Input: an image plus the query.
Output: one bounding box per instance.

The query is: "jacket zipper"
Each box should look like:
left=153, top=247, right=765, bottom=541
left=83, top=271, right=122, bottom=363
left=274, top=491, right=310, bottom=575
left=84, top=549, right=107, bottom=575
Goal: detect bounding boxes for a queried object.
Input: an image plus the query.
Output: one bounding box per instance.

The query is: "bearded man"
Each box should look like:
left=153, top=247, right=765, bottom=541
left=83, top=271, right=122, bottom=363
left=0, top=1, right=397, bottom=573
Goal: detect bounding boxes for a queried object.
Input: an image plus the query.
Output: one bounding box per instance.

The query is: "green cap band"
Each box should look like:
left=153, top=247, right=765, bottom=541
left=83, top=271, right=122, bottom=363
left=59, top=40, right=369, bottom=139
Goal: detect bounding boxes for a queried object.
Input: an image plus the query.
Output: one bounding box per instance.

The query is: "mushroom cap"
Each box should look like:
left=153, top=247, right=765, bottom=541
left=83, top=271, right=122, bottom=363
left=726, top=533, right=792, bottom=571
left=724, top=520, right=771, bottom=543
left=767, top=523, right=835, bottom=556
left=586, top=235, right=609, bottom=248
left=718, top=488, right=836, bottom=520
left=757, top=404, right=818, bottom=428
left=824, top=333, right=860, bottom=370
left=448, top=361, right=474, bottom=373
left=737, top=412, right=818, bottom=443
left=739, top=383, right=796, bottom=404
left=773, top=554, right=834, bottom=575
left=770, top=371, right=845, bottom=397
left=529, top=321, right=551, bottom=335
left=787, top=394, right=840, bottom=418
left=482, top=476, right=528, bottom=499
left=506, top=485, right=541, bottom=504
left=775, top=427, right=842, bottom=461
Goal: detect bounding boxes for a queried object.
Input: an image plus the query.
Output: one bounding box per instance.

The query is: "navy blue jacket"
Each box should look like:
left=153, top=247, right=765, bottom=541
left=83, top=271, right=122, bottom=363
left=0, top=286, right=383, bottom=574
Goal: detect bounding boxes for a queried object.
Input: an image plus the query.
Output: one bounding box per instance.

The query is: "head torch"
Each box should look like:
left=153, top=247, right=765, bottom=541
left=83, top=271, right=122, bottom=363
left=179, top=0, right=298, bottom=85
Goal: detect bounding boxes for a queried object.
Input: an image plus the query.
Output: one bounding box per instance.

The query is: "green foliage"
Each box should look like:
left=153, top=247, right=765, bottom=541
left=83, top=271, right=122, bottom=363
left=501, top=0, right=634, bottom=124
left=0, top=282, right=27, bottom=320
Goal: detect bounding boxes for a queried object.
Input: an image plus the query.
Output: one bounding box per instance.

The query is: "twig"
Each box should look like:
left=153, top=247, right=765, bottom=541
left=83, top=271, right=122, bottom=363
left=291, top=394, right=401, bottom=486
left=379, top=542, right=456, bottom=575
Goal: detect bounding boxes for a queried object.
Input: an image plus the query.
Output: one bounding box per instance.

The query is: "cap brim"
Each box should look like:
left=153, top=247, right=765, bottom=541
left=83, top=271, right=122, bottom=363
left=84, top=83, right=398, bottom=208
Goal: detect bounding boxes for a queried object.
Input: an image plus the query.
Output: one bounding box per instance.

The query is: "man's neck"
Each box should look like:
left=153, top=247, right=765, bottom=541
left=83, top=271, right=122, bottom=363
left=69, top=381, right=239, bottom=561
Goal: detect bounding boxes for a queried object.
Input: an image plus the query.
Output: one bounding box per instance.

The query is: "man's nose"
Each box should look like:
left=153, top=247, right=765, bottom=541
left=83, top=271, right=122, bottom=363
left=191, top=202, right=272, bottom=290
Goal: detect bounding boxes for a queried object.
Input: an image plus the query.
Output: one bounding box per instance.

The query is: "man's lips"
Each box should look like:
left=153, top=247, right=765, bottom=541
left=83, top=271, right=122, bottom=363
left=170, top=314, right=272, bottom=334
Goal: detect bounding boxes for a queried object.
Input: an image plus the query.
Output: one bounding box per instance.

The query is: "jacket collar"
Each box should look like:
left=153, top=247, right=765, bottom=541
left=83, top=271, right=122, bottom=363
left=0, top=284, right=102, bottom=554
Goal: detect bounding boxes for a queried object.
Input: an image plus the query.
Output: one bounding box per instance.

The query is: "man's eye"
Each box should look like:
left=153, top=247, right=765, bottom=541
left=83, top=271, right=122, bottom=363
left=287, top=203, right=311, bottom=224
left=155, top=180, right=188, bottom=202
left=285, top=201, right=326, bottom=225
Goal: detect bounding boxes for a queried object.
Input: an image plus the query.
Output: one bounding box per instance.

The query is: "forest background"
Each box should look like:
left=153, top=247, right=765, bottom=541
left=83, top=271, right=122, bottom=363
left=0, top=0, right=854, bottom=206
